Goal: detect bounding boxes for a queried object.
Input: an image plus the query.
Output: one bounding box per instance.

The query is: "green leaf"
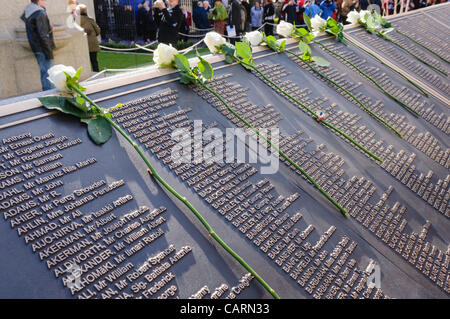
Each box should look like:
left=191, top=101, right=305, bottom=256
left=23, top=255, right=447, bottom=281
left=64, top=72, right=72, bottom=82
left=221, top=44, right=235, bottom=57
left=366, top=15, right=376, bottom=30
left=39, top=96, right=91, bottom=119
left=303, top=13, right=312, bottom=32
left=73, top=67, right=82, bottom=81
left=304, top=33, right=314, bottom=43
left=302, top=50, right=311, bottom=61
left=73, top=82, right=86, bottom=92
left=221, top=44, right=236, bottom=64
left=75, top=95, right=90, bottom=112
left=312, top=56, right=330, bottom=67
left=265, top=35, right=277, bottom=43
left=198, top=57, right=214, bottom=80
left=279, top=40, right=286, bottom=52
left=241, top=57, right=254, bottom=70
left=192, top=66, right=200, bottom=76
left=86, top=117, right=112, bottom=145
left=295, top=27, right=308, bottom=37
left=173, top=54, right=191, bottom=73
left=327, top=18, right=338, bottom=29
left=298, top=41, right=311, bottom=55
left=179, top=71, right=197, bottom=85
left=224, top=54, right=235, bottom=64
left=293, top=27, right=313, bottom=42
left=235, top=42, right=252, bottom=60
left=111, top=103, right=123, bottom=109
left=326, top=18, right=341, bottom=36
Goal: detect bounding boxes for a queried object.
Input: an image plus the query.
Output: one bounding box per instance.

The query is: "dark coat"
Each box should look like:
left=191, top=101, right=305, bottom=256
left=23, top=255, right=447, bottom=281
left=158, top=5, right=184, bottom=45
left=193, top=6, right=209, bottom=29
left=285, top=5, right=298, bottom=24
left=263, top=3, right=275, bottom=22
left=21, top=4, right=55, bottom=60
left=230, top=0, right=242, bottom=31
left=242, top=1, right=251, bottom=23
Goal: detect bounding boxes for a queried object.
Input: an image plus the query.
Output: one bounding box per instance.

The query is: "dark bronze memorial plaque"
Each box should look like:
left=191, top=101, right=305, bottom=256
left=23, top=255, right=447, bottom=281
left=0, top=5, right=448, bottom=299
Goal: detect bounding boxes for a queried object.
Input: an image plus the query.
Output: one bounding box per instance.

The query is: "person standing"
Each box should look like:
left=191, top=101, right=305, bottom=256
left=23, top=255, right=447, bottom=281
left=250, top=1, right=263, bottom=30
left=229, top=0, right=243, bottom=42
left=319, top=0, right=337, bottom=20
left=193, top=1, right=209, bottom=29
left=181, top=5, right=192, bottom=35
left=79, top=5, right=100, bottom=72
left=137, top=2, right=146, bottom=37
left=155, top=0, right=184, bottom=45
left=304, top=0, right=321, bottom=17
left=263, top=0, right=275, bottom=36
left=203, top=0, right=213, bottom=27
left=241, top=0, right=251, bottom=31
left=341, top=0, right=358, bottom=23
left=21, top=0, right=55, bottom=91
left=285, top=0, right=299, bottom=23
left=210, top=0, right=228, bottom=34
left=143, top=1, right=157, bottom=41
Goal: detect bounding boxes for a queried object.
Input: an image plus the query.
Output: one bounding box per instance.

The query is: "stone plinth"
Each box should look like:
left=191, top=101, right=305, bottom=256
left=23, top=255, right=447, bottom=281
left=0, top=0, right=94, bottom=99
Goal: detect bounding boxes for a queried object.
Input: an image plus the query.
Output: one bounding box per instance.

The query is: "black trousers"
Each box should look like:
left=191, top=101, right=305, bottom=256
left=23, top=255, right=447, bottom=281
left=90, top=52, right=99, bottom=72
left=264, top=22, right=274, bottom=36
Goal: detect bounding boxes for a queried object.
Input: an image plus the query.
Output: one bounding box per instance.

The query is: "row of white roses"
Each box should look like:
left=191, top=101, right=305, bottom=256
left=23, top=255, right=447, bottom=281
left=148, top=18, right=330, bottom=68
left=346, top=9, right=378, bottom=26
left=48, top=17, right=332, bottom=89
left=148, top=9, right=382, bottom=71
left=49, top=10, right=381, bottom=89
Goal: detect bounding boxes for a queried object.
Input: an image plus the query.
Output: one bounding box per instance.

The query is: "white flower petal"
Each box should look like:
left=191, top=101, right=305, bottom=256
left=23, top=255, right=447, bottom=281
left=310, top=16, right=327, bottom=32
left=347, top=10, right=360, bottom=25
left=204, top=32, right=226, bottom=53
left=244, top=31, right=263, bottom=46
left=359, top=10, right=370, bottom=23
left=47, top=64, right=76, bottom=91
left=154, top=43, right=178, bottom=68
left=276, top=21, right=294, bottom=38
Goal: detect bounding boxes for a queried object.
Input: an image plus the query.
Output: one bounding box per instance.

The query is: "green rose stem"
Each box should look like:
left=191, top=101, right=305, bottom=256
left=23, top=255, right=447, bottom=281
left=67, top=83, right=280, bottom=300
left=342, top=36, right=430, bottom=98
left=235, top=58, right=383, bottom=163
left=379, top=32, right=448, bottom=76
left=314, top=38, right=423, bottom=116
left=394, top=29, right=450, bottom=64
left=284, top=48, right=402, bottom=138
left=196, top=79, right=350, bottom=217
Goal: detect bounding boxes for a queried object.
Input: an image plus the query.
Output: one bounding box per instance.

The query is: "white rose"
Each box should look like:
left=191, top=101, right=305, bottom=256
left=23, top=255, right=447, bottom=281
left=243, top=31, right=263, bottom=46
left=359, top=10, right=370, bottom=23
left=153, top=43, right=178, bottom=68
left=48, top=64, right=77, bottom=91
left=346, top=10, right=360, bottom=25
left=276, top=21, right=294, bottom=38
left=310, top=15, right=327, bottom=33
left=204, top=32, right=226, bottom=53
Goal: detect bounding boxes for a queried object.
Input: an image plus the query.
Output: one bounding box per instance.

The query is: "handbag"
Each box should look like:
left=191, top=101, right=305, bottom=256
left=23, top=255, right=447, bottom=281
left=226, top=25, right=236, bottom=37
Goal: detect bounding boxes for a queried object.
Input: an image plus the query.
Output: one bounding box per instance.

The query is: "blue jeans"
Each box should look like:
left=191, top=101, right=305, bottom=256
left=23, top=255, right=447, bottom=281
left=34, top=52, right=54, bottom=91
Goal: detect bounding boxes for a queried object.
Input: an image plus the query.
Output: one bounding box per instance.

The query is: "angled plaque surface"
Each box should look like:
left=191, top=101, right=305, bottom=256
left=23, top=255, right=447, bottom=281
left=0, top=4, right=449, bottom=299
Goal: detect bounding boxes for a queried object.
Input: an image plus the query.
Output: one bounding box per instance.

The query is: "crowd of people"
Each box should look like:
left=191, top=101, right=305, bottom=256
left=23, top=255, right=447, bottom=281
left=128, top=0, right=448, bottom=45
left=21, top=0, right=446, bottom=92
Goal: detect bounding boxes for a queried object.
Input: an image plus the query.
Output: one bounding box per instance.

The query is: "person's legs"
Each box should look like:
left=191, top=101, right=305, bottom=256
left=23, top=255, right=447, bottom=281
left=34, top=51, right=54, bottom=91
left=89, top=52, right=99, bottom=72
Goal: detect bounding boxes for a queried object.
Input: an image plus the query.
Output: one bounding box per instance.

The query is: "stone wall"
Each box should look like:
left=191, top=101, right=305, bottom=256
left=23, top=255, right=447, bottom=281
left=0, top=0, right=94, bottom=99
